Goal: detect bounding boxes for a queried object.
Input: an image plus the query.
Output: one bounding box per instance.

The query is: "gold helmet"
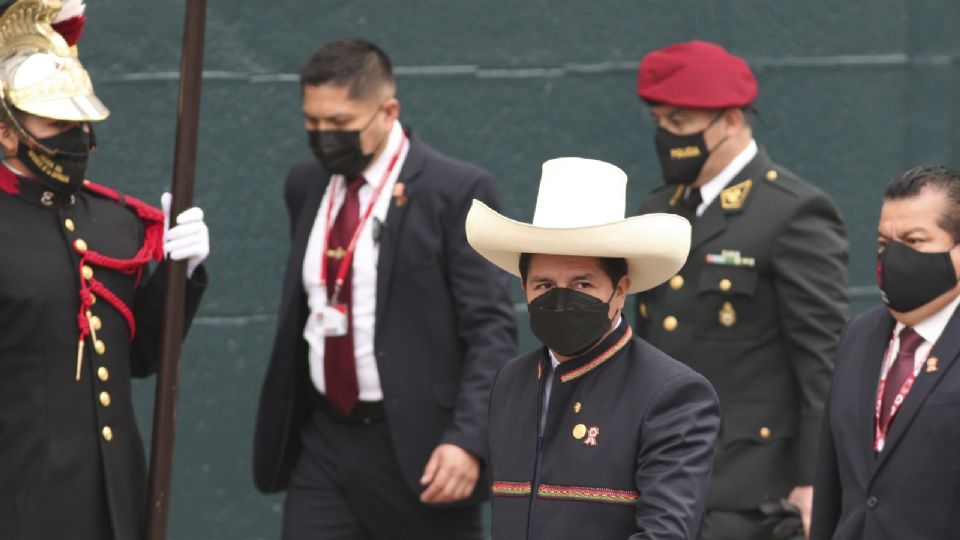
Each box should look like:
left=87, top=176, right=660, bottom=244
left=0, top=0, right=107, bottom=123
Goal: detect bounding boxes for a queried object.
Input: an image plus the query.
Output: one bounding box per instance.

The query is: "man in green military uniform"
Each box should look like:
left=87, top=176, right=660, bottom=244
left=633, top=41, right=849, bottom=539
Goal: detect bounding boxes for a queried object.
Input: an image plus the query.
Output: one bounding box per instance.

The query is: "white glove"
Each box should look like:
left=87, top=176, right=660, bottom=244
left=161, top=192, right=210, bottom=278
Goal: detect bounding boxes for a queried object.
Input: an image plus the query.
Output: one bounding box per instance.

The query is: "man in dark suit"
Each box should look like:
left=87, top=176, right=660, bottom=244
left=252, top=38, right=517, bottom=539
left=811, top=166, right=960, bottom=540
left=633, top=41, right=849, bottom=539
left=467, top=157, right=720, bottom=539
left=0, top=3, right=210, bottom=539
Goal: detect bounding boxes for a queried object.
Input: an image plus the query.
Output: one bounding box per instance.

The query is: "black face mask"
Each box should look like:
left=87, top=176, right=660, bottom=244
left=17, top=125, right=93, bottom=195
left=878, top=241, right=959, bottom=313
left=308, top=108, right=382, bottom=177
left=654, top=113, right=724, bottom=186
left=528, top=287, right=615, bottom=357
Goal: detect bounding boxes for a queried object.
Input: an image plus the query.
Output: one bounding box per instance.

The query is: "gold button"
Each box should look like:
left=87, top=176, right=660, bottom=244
left=64, top=218, right=75, bottom=232
left=759, top=427, right=772, bottom=439
left=669, top=275, right=684, bottom=290
left=94, top=340, right=106, bottom=355
left=97, top=366, right=109, bottom=381
left=572, top=423, right=587, bottom=440
left=766, top=170, right=778, bottom=181
left=102, top=426, right=113, bottom=441
left=81, top=265, right=94, bottom=280
left=663, top=316, right=678, bottom=332
left=99, top=391, right=111, bottom=407
left=719, top=278, right=732, bottom=292
left=639, top=302, right=648, bottom=319
left=573, top=402, right=582, bottom=414
left=74, top=239, right=87, bottom=253
left=90, top=315, right=102, bottom=331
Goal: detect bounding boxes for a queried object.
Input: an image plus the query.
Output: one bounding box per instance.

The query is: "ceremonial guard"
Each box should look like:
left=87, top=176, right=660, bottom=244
left=633, top=41, right=849, bottom=539
left=0, top=1, right=210, bottom=539
left=468, top=157, right=720, bottom=539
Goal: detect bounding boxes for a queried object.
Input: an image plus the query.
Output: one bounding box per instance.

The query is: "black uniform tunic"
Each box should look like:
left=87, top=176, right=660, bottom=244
left=0, top=175, right=206, bottom=540
left=488, top=323, right=720, bottom=539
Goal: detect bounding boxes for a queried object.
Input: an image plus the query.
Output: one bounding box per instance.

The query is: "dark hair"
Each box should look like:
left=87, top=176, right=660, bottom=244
left=518, top=253, right=629, bottom=287
left=884, top=165, right=960, bottom=243
left=299, top=38, right=394, bottom=99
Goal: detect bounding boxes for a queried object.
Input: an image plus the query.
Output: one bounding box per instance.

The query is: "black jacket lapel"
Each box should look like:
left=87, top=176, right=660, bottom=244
left=375, top=128, right=426, bottom=338
left=277, top=174, right=328, bottom=337
left=858, top=310, right=895, bottom=468
left=873, top=305, right=960, bottom=473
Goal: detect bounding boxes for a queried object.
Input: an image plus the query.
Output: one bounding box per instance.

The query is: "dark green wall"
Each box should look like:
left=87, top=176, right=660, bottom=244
left=76, top=1, right=958, bottom=538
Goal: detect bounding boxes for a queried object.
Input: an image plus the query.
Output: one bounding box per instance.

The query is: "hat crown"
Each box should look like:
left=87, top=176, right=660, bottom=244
left=532, top=157, right=627, bottom=229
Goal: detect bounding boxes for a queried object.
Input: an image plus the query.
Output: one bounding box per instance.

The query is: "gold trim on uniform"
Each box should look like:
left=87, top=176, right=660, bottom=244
left=765, top=169, right=778, bottom=181
left=720, top=179, right=753, bottom=210
left=669, top=275, right=684, bottom=290
left=668, top=185, right=685, bottom=207
left=719, top=302, right=737, bottom=327
left=663, top=315, right=678, bottom=332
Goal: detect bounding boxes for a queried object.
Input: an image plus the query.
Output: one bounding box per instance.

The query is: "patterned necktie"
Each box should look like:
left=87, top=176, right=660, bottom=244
left=881, top=327, right=924, bottom=427
left=323, top=176, right=365, bottom=414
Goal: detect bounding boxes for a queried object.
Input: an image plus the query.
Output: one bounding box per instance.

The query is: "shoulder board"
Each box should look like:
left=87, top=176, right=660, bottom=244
left=756, top=166, right=808, bottom=198
left=82, top=180, right=163, bottom=224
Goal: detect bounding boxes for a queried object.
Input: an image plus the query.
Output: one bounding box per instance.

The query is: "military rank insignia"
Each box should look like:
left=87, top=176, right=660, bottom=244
left=720, top=179, right=752, bottom=210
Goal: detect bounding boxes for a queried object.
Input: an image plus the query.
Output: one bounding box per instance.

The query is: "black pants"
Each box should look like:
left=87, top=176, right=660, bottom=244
left=281, top=406, right=484, bottom=540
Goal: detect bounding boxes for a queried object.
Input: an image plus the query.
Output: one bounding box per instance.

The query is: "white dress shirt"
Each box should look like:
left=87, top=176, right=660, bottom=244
left=302, top=121, right=408, bottom=401
left=881, top=294, right=960, bottom=379
left=689, top=139, right=758, bottom=216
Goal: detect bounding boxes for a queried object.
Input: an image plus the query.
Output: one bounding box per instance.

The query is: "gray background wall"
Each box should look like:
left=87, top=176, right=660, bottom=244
left=76, top=1, right=959, bottom=538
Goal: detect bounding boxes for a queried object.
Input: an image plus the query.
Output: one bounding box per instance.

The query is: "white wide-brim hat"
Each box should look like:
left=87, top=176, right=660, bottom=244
left=466, top=157, right=691, bottom=294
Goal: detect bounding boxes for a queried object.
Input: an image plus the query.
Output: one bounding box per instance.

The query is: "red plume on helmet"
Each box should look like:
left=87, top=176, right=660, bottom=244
left=51, top=0, right=86, bottom=46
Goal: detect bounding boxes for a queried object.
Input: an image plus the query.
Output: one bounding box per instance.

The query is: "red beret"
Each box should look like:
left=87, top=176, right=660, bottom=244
left=637, top=40, right=757, bottom=109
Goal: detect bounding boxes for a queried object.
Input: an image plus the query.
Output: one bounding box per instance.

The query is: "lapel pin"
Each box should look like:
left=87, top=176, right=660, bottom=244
left=583, top=426, right=599, bottom=446
left=392, top=181, right=407, bottom=207
left=926, top=356, right=939, bottom=373
left=572, top=423, right=587, bottom=440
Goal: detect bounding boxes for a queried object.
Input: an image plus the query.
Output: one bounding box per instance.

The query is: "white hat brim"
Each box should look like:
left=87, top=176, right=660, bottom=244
left=466, top=200, right=691, bottom=294
left=17, top=93, right=110, bottom=122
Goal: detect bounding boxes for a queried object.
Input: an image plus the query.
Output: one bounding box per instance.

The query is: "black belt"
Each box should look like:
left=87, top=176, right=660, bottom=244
left=312, top=392, right=386, bottom=425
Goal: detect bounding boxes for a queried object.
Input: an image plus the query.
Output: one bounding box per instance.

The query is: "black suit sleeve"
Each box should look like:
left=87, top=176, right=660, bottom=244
left=810, top=388, right=841, bottom=540
left=633, top=372, right=720, bottom=540
left=771, top=192, right=849, bottom=484
left=129, top=262, right=208, bottom=377
left=438, top=170, right=518, bottom=458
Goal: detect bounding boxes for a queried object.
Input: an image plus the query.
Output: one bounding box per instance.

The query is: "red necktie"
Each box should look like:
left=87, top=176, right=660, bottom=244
left=323, top=176, right=364, bottom=414
left=881, top=327, right=924, bottom=426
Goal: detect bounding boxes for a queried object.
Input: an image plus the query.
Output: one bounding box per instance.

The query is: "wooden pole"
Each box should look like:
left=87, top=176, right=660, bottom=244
left=144, top=1, right=206, bottom=538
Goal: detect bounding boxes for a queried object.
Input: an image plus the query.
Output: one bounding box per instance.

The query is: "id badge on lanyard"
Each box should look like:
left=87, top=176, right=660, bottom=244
left=317, top=133, right=408, bottom=338
left=318, top=304, right=349, bottom=337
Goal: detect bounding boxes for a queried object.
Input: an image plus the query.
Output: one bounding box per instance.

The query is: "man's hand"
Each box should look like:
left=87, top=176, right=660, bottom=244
left=161, top=192, right=210, bottom=278
left=787, top=485, right=813, bottom=539
left=419, top=444, right=479, bottom=504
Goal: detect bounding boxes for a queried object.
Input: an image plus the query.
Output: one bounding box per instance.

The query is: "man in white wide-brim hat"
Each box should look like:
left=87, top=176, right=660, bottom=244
left=467, top=157, right=720, bottom=539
